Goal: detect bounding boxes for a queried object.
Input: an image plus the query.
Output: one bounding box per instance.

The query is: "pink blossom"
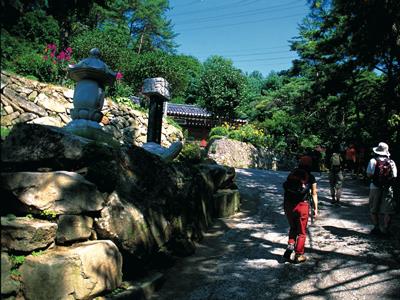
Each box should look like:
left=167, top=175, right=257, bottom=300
left=47, top=44, right=57, bottom=51
left=66, top=47, right=72, bottom=54
left=57, top=51, right=66, bottom=60
left=116, top=72, right=123, bottom=80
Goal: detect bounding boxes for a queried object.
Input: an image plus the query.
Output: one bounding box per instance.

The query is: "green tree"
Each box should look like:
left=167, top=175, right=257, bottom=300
left=291, top=0, right=400, bottom=148
left=195, top=56, right=247, bottom=121
left=236, top=71, right=265, bottom=119
left=128, top=0, right=177, bottom=54
left=71, top=24, right=134, bottom=72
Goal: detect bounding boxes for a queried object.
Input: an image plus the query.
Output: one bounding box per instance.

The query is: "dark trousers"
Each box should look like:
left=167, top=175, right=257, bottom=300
left=284, top=200, right=309, bottom=254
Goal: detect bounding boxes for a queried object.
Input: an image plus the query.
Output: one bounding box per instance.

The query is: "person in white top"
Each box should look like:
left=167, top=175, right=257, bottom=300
left=366, top=142, right=397, bottom=236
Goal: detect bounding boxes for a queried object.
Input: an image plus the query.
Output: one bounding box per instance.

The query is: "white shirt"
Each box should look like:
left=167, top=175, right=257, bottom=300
left=366, top=156, right=397, bottom=189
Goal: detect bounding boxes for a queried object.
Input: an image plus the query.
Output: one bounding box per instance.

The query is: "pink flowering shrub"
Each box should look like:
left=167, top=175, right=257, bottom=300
left=112, top=71, right=133, bottom=98
left=116, top=72, right=123, bottom=80
left=44, top=44, right=73, bottom=63
left=12, top=43, right=75, bottom=84
left=42, top=44, right=74, bottom=83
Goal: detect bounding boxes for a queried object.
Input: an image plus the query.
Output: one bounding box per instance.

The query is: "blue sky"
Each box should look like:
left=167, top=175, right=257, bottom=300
left=166, top=0, right=310, bottom=76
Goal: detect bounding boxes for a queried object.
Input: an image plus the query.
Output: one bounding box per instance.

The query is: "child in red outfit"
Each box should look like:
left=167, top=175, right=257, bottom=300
left=283, top=162, right=318, bottom=263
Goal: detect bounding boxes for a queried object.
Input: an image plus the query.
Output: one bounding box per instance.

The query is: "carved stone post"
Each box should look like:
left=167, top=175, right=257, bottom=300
left=142, top=78, right=170, bottom=144
left=65, top=48, right=116, bottom=136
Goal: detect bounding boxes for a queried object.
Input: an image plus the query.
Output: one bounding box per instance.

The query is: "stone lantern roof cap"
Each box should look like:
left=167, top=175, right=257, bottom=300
left=68, top=48, right=116, bottom=87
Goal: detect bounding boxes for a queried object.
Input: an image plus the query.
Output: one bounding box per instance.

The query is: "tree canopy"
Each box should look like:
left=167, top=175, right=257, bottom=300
left=1, top=0, right=398, bottom=158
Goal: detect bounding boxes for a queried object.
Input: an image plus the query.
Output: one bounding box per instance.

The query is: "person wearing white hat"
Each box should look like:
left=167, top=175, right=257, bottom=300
left=366, top=142, right=397, bottom=236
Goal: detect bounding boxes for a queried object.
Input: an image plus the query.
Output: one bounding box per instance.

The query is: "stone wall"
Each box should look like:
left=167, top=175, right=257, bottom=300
left=0, top=72, right=240, bottom=299
left=0, top=71, right=183, bottom=147
left=1, top=124, right=241, bottom=300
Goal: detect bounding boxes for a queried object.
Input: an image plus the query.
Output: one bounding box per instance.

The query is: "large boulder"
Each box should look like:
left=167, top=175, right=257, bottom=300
left=1, top=171, right=105, bottom=214
left=1, top=216, right=57, bottom=252
left=1, top=252, right=20, bottom=296
left=197, top=163, right=237, bottom=191
left=213, top=189, right=240, bottom=218
left=20, top=240, right=122, bottom=300
left=206, top=138, right=273, bottom=169
left=94, top=192, right=156, bottom=256
left=56, top=215, right=94, bottom=244
left=1, top=123, right=91, bottom=167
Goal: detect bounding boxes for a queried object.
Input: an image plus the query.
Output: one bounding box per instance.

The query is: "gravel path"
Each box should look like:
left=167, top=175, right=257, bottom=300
left=151, top=169, right=400, bottom=300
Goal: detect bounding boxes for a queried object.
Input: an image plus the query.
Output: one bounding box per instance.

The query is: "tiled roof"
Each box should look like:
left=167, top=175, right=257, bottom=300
left=166, top=103, right=212, bottom=118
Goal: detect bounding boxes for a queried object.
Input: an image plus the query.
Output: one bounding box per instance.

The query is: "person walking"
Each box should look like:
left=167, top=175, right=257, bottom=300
left=345, top=144, right=357, bottom=175
left=282, top=159, right=318, bottom=263
left=366, top=142, right=397, bottom=236
left=329, top=146, right=344, bottom=206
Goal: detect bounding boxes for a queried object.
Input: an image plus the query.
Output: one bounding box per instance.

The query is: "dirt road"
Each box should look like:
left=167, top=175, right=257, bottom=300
left=151, top=169, right=400, bottom=299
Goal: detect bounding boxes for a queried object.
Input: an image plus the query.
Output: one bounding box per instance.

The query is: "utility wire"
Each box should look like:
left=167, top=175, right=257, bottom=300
left=220, top=50, right=296, bottom=58
left=170, top=0, right=200, bottom=9
left=234, top=56, right=297, bottom=62
left=188, top=50, right=295, bottom=59
left=173, top=1, right=302, bottom=23
left=235, top=62, right=292, bottom=67
left=188, top=44, right=290, bottom=55
left=170, top=0, right=268, bottom=16
left=176, top=5, right=305, bottom=25
left=176, top=13, right=304, bottom=31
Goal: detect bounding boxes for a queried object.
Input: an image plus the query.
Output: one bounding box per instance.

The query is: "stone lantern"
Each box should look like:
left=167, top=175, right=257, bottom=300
left=141, top=77, right=182, bottom=161
left=142, top=77, right=170, bottom=144
left=65, top=48, right=116, bottom=138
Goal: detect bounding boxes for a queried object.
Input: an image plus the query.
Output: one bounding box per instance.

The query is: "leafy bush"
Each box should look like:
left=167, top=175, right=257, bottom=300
left=209, top=123, right=268, bottom=148
left=0, top=126, right=11, bottom=140
left=165, top=116, right=182, bottom=131
left=1, top=29, right=31, bottom=69
left=12, top=50, right=59, bottom=82
left=15, top=9, right=59, bottom=47
left=10, top=255, right=25, bottom=267
left=111, top=81, right=134, bottom=98
left=300, top=134, right=321, bottom=150
left=177, top=143, right=204, bottom=164
left=1, top=9, right=60, bottom=71
left=112, top=97, right=146, bottom=112
left=71, top=24, right=133, bottom=73
left=209, top=125, right=229, bottom=138
left=8, top=42, right=75, bottom=85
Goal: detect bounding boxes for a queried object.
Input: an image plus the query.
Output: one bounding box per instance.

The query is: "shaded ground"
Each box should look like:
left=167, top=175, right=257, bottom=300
left=150, top=169, right=400, bottom=300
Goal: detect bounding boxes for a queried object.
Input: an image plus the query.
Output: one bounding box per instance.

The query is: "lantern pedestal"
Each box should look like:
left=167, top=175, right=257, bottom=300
left=64, top=48, right=115, bottom=142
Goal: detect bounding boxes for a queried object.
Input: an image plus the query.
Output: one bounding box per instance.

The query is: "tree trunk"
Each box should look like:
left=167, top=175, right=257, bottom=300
left=137, top=26, right=146, bottom=54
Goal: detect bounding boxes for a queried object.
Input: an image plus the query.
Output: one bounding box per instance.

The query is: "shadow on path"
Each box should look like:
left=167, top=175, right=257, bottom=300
left=150, top=169, right=400, bottom=300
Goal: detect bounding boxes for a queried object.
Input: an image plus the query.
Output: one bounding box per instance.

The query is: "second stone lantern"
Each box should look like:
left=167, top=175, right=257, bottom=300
left=65, top=48, right=116, bottom=139
left=142, top=77, right=170, bottom=144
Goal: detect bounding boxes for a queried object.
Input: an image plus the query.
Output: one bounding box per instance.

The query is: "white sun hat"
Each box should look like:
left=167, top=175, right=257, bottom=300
left=373, top=142, right=390, bottom=157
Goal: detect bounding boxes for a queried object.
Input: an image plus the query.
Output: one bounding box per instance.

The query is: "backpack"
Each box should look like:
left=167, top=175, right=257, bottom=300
left=283, top=168, right=311, bottom=203
left=330, top=153, right=342, bottom=173
left=372, top=158, right=393, bottom=187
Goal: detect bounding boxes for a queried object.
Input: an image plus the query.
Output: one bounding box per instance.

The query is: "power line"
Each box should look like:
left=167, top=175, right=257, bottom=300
left=186, top=44, right=290, bottom=55
left=227, top=50, right=296, bottom=58
left=234, top=56, right=297, bottom=63
left=186, top=49, right=296, bottom=59
left=235, top=62, right=291, bottom=67
left=176, top=13, right=304, bottom=31
left=169, top=0, right=267, bottom=16
left=173, top=1, right=303, bottom=24
left=170, top=0, right=200, bottom=9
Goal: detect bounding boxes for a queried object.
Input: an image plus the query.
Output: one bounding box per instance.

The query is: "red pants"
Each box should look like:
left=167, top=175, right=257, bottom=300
left=284, top=200, right=309, bottom=254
